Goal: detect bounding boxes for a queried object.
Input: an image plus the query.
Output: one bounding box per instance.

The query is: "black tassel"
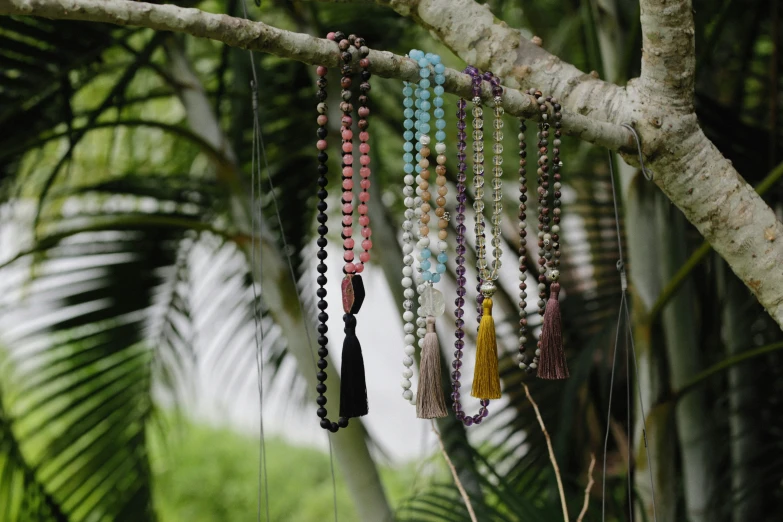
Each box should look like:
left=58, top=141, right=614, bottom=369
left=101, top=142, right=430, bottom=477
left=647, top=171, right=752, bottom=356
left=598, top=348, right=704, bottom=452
left=339, top=275, right=368, bottom=418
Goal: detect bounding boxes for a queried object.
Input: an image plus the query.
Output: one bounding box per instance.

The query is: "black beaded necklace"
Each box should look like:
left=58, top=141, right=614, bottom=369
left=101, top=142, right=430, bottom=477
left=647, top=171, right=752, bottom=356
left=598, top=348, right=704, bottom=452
left=313, top=30, right=373, bottom=433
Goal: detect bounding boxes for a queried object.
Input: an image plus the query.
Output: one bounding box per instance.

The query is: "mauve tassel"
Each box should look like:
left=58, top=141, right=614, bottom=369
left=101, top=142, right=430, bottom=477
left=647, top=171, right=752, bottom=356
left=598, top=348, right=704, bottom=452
left=339, top=275, right=369, bottom=417
left=417, top=316, right=448, bottom=419
left=537, top=282, right=569, bottom=380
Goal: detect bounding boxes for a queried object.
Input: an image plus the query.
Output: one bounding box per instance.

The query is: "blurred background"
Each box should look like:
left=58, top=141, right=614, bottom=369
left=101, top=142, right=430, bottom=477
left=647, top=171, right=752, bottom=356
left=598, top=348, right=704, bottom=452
left=0, top=0, right=782, bottom=520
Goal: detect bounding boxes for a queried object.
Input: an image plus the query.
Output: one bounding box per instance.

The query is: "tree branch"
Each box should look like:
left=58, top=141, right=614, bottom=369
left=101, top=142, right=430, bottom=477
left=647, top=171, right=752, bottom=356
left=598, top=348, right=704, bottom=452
left=0, top=0, right=632, bottom=152
left=638, top=0, right=696, bottom=111
left=5, top=0, right=783, bottom=327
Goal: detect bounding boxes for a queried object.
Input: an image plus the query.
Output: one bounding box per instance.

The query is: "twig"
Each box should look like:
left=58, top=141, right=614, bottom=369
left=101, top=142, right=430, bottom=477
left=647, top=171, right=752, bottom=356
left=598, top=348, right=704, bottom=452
left=431, top=420, right=478, bottom=522
left=523, top=382, right=570, bottom=522
left=577, top=453, right=597, bottom=522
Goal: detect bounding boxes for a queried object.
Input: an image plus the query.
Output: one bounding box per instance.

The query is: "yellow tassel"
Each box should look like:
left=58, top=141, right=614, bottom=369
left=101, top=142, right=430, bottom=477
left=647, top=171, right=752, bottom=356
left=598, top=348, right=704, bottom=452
left=471, top=297, right=501, bottom=399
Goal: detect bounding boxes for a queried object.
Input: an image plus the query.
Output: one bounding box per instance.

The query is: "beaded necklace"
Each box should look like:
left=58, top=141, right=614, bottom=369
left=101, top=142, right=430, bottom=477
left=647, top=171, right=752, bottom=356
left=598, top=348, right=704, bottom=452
left=313, top=31, right=374, bottom=433
left=450, top=66, right=498, bottom=426
left=518, top=89, right=568, bottom=380
left=399, top=49, right=448, bottom=419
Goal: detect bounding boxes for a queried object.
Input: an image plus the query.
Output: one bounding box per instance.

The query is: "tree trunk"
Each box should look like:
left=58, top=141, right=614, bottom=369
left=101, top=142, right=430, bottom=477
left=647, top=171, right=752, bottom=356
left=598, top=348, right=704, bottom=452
left=165, top=37, right=393, bottom=522
left=655, top=196, right=716, bottom=522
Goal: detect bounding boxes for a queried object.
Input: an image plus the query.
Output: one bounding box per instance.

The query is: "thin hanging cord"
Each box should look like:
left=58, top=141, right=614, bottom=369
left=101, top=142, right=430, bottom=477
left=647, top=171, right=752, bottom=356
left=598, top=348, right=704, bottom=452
left=625, top=324, right=633, bottom=521
left=252, top=109, right=340, bottom=522
left=602, top=150, right=658, bottom=522
left=237, top=6, right=339, bottom=517
left=249, top=84, right=271, bottom=522
left=602, top=292, right=625, bottom=521
left=237, top=2, right=336, bottom=521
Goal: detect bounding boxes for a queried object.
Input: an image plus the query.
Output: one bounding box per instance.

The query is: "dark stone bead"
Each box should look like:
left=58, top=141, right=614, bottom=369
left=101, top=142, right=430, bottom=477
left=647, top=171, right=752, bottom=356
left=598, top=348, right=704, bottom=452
left=317, top=213, right=328, bottom=224
left=317, top=358, right=328, bottom=369
left=358, top=119, right=369, bottom=129
left=317, top=249, right=327, bottom=260
left=317, top=395, right=327, bottom=406
left=341, top=77, right=352, bottom=88
left=316, top=371, right=327, bottom=382
left=359, top=82, right=371, bottom=93
left=317, top=300, right=328, bottom=311
left=317, top=225, right=328, bottom=237
left=348, top=34, right=357, bottom=43
left=329, top=422, right=339, bottom=433
left=317, top=276, right=327, bottom=287
left=341, top=64, right=351, bottom=75
left=338, top=417, right=349, bottom=428
left=317, top=152, right=328, bottom=163
left=358, top=95, right=368, bottom=105
left=317, top=128, right=327, bottom=140
left=343, top=314, right=357, bottom=329
left=317, top=201, right=327, bottom=213
left=341, top=52, right=352, bottom=63
left=463, top=417, right=474, bottom=426
left=316, top=383, right=327, bottom=394
left=456, top=411, right=465, bottom=420
left=317, top=288, right=327, bottom=299
left=317, top=78, right=327, bottom=88
left=334, top=31, right=346, bottom=41
left=452, top=370, right=461, bottom=380
left=354, top=37, right=365, bottom=47
left=318, top=312, right=329, bottom=323
left=320, top=419, right=331, bottom=429
left=338, top=39, right=350, bottom=51
left=317, top=163, right=328, bottom=175
left=318, top=347, right=328, bottom=358
left=317, top=237, right=327, bottom=248
left=317, top=177, right=327, bottom=188
left=361, top=70, right=371, bottom=81
left=317, top=263, right=327, bottom=274
left=316, top=90, right=328, bottom=101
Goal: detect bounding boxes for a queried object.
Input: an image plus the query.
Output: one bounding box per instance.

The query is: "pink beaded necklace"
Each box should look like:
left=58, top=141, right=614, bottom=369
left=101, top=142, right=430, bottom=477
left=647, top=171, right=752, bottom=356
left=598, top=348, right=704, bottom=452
left=314, top=31, right=374, bottom=432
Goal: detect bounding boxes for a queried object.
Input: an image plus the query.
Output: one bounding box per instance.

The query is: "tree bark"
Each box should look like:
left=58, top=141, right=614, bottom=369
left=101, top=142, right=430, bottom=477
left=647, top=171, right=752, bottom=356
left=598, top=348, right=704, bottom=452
left=3, top=0, right=782, bottom=328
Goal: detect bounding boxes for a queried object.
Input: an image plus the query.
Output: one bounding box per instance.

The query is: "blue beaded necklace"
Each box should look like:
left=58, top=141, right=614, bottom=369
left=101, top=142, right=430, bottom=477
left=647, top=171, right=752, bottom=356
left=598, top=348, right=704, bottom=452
left=398, top=49, right=450, bottom=418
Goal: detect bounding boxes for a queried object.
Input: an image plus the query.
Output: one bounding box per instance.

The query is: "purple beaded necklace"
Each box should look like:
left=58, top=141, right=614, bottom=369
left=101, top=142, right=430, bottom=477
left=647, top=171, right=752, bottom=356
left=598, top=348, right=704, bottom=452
left=451, top=66, right=490, bottom=426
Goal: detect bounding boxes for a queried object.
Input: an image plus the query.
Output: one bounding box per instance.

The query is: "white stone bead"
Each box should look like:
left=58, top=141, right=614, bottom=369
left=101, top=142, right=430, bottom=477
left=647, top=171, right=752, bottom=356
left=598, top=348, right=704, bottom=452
left=435, top=142, right=446, bottom=154
left=404, top=344, right=415, bottom=355
left=404, top=175, right=415, bottom=185
left=403, top=186, right=414, bottom=197
left=402, top=220, right=413, bottom=230
left=404, top=332, right=416, bottom=344
left=544, top=233, right=551, bottom=241
left=420, top=134, right=431, bottom=145
left=403, top=267, right=413, bottom=278
left=551, top=225, right=560, bottom=233
left=404, top=197, right=414, bottom=208
left=417, top=284, right=427, bottom=294
left=403, top=369, right=413, bottom=379
left=414, top=205, right=422, bottom=216
left=404, top=209, right=414, bottom=220
left=403, top=243, right=414, bottom=255
left=417, top=338, right=425, bottom=348
left=419, top=236, right=430, bottom=247
left=403, top=311, right=414, bottom=322
left=417, top=328, right=426, bottom=338
left=404, top=288, right=415, bottom=299
left=403, top=322, right=415, bottom=334
left=402, top=277, right=413, bottom=288
left=519, top=220, right=526, bottom=229
left=401, top=379, right=412, bottom=390
left=403, top=356, right=414, bottom=367
left=416, top=317, right=426, bottom=328
left=403, top=254, right=413, bottom=265
left=415, top=186, right=423, bottom=196
left=402, top=389, right=413, bottom=400
left=402, top=232, right=413, bottom=242
left=437, top=240, right=448, bottom=252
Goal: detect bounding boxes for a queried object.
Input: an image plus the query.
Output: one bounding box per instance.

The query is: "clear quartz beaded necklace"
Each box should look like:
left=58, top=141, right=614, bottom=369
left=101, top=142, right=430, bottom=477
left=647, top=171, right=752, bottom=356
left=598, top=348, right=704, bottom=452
left=399, top=49, right=448, bottom=418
